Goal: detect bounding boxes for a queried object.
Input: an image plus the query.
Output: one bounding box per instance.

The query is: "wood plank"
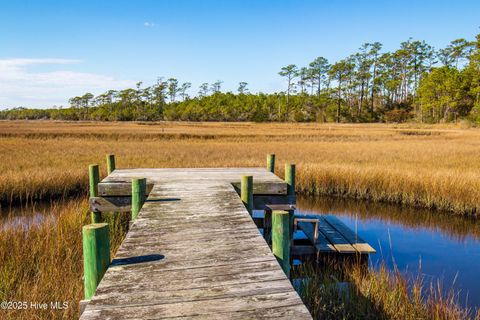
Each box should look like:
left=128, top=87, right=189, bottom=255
left=105, top=259, right=283, bottom=281
left=89, top=196, right=131, bottom=212
left=98, top=180, right=154, bottom=196
left=253, top=195, right=296, bottom=210
left=231, top=182, right=287, bottom=195
left=164, top=304, right=312, bottom=319
left=324, top=215, right=376, bottom=253
left=81, top=291, right=310, bottom=319
left=89, top=279, right=294, bottom=308
left=316, top=216, right=356, bottom=253
left=99, top=181, right=287, bottom=196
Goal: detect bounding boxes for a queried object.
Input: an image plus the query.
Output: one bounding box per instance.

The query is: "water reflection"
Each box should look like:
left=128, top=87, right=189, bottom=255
left=297, top=195, right=480, bottom=309
left=0, top=201, right=63, bottom=231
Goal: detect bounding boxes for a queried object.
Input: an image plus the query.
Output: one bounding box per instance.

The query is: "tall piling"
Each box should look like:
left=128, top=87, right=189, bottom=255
left=267, top=154, right=275, bottom=173
left=241, top=175, right=253, bottom=215
left=83, top=223, right=110, bottom=300
left=106, top=154, right=116, bottom=175
left=131, top=178, right=147, bottom=221
left=285, top=163, right=296, bottom=196
left=272, top=210, right=292, bottom=277
left=89, top=164, right=101, bottom=223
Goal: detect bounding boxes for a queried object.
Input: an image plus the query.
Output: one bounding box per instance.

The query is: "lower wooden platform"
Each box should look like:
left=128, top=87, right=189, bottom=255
left=254, top=210, right=376, bottom=256
left=296, top=214, right=376, bottom=254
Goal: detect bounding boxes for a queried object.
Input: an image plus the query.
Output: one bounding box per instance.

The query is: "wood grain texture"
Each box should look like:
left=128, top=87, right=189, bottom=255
left=80, top=168, right=311, bottom=320
left=89, top=197, right=131, bottom=213
left=295, top=214, right=375, bottom=254
left=324, top=215, right=376, bottom=253
left=97, top=168, right=287, bottom=196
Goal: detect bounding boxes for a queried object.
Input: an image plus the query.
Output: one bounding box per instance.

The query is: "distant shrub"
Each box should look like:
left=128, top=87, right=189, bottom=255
left=385, top=109, right=413, bottom=123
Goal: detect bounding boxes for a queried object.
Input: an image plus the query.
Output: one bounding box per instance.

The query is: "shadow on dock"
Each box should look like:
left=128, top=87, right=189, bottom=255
left=111, top=254, right=165, bottom=266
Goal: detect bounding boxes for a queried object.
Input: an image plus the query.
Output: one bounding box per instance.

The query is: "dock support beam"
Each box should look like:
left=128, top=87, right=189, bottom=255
left=272, top=210, right=292, bottom=278
left=89, top=164, right=101, bottom=223
left=285, top=163, right=296, bottom=196
left=267, top=154, right=275, bottom=173
left=83, top=223, right=110, bottom=300
left=131, top=178, right=146, bottom=221
left=106, top=154, right=116, bottom=175
left=241, top=175, right=253, bottom=215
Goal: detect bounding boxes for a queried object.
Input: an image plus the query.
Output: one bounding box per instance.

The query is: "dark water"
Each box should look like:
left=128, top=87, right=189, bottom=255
left=0, top=201, right=60, bottom=231
left=297, top=196, right=480, bottom=309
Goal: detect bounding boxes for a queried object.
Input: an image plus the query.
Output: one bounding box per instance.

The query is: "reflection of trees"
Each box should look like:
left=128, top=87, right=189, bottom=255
left=297, top=196, right=480, bottom=242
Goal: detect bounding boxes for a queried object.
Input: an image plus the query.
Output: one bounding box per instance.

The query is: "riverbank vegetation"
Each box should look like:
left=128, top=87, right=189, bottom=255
left=296, top=261, right=477, bottom=320
left=2, top=33, right=480, bottom=124
left=0, top=199, right=128, bottom=320
left=2, top=121, right=480, bottom=216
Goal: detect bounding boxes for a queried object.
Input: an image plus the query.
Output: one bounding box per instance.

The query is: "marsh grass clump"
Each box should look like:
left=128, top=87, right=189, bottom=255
left=0, top=199, right=128, bottom=320
left=295, top=259, right=478, bottom=320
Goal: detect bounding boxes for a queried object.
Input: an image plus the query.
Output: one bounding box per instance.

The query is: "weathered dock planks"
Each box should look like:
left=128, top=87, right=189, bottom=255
left=323, top=215, right=376, bottom=254
left=80, top=168, right=312, bottom=319
left=295, top=214, right=376, bottom=255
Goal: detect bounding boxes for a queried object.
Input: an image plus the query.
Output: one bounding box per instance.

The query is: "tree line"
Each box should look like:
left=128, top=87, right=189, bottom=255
left=2, top=32, right=480, bottom=123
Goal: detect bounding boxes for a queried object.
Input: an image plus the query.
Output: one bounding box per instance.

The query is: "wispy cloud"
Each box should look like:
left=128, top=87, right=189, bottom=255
left=143, top=21, right=155, bottom=28
left=0, top=58, right=135, bottom=108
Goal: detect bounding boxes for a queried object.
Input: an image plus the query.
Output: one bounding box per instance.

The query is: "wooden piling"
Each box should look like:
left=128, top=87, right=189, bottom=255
left=285, top=163, right=296, bottom=196
left=131, top=178, right=146, bottom=221
left=241, top=175, right=253, bottom=215
left=89, top=164, right=101, bottom=223
left=106, top=154, right=116, bottom=175
left=272, top=210, right=292, bottom=277
left=267, top=154, right=275, bottom=173
left=83, top=223, right=110, bottom=300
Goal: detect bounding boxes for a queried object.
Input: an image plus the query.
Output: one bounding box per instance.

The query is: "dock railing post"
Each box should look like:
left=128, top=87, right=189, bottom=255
left=267, top=154, right=275, bottom=173
left=241, top=175, right=253, bottom=215
left=131, top=178, right=146, bottom=221
left=83, top=223, right=110, bottom=300
left=106, top=154, right=116, bottom=175
left=285, top=163, right=296, bottom=196
left=89, top=164, right=102, bottom=223
left=272, top=210, right=292, bottom=278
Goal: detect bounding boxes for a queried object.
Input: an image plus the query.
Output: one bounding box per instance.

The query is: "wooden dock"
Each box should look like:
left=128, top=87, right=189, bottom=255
left=80, top=168, right=312, bottom=319
left=294, top=214, right=375, bottom=255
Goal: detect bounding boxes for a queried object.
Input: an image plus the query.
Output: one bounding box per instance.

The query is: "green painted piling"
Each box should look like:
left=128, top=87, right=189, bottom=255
left=106, top=154, right=116, bottom=175
left=89, top=164, right=101, bottom=223
left=267, top=154, right=275, bottom=173
left=241, top=175, right=253, bottom=215
left=272, top=210, right=292, bottom=277
left=89, top=164, right=100, bottom=197
left=131, top=178, right=146, bottom=221
left=83, top=223, right=110, bottom=300
left=285, top=163, right=296, bottom=196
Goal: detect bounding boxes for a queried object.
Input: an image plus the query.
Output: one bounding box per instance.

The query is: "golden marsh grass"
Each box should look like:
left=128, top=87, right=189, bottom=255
left=0, top=199, right=128, bottom=320
left=296, top=261, right=478, bottom=320
left=1, top=120, right=480, bottom=215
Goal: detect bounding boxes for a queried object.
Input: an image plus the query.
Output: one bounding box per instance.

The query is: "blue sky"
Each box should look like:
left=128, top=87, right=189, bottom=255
left=0, top=0, right=479, bottom=108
